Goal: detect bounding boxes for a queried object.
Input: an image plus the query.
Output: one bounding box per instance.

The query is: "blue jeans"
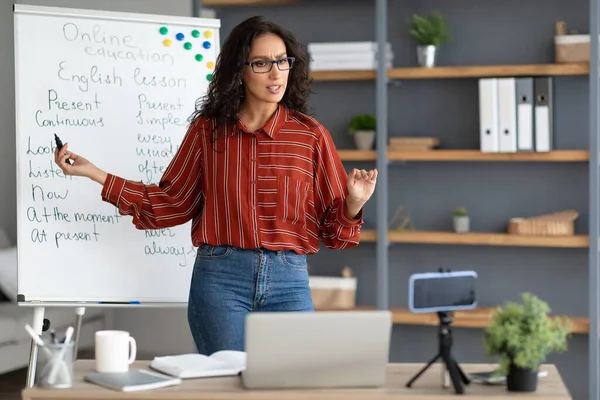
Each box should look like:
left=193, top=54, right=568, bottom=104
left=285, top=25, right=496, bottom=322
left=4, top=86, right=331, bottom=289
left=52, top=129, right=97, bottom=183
left=187, top=245, right=314, bottom=355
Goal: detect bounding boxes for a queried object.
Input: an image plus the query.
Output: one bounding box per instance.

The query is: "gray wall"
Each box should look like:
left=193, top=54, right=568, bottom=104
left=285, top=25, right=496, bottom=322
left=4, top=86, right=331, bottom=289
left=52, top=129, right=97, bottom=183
left=0, top=0, right=590, bottom=398
left=213, top=0, right=590, bottom=399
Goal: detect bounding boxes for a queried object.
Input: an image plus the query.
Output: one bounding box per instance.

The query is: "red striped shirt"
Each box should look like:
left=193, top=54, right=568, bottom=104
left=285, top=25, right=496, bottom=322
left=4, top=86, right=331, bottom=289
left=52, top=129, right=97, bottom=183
left=101, top=103, right=364, bottom=254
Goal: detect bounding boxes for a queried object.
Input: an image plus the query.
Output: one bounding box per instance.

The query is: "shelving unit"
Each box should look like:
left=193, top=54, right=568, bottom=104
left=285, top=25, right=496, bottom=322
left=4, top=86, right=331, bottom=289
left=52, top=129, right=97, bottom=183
left=198, top=1, right=600, bottom=398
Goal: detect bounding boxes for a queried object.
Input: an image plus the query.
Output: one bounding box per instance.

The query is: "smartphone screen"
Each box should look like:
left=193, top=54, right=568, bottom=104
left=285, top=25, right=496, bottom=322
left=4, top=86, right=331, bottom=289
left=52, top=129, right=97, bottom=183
left=408, top=271, right=477, bottom=313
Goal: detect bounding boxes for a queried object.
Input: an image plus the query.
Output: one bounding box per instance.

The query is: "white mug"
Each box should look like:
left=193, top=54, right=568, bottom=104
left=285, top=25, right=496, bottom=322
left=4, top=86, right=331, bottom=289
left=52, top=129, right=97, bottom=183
left=95, top=330, right=136, bottom=373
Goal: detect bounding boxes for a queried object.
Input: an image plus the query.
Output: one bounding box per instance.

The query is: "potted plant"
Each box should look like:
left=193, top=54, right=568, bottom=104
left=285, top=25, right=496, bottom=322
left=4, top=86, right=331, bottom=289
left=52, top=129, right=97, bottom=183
left=407, top=12, right=451, bottom=67
left=452, top=207, right=469, bottom=233
left=348, top=114, right=376, bottom=150
left=483, top=293, right=572, bottom=392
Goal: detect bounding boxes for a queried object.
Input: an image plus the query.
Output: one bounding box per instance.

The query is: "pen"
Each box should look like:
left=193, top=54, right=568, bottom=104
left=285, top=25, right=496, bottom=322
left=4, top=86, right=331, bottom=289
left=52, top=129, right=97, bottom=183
left=54, top=134, right=72, bottom=165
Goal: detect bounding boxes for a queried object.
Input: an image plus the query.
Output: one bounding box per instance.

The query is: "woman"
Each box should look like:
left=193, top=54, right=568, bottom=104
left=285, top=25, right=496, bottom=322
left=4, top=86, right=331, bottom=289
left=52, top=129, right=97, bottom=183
left=54, top=16, right=377, bottom=355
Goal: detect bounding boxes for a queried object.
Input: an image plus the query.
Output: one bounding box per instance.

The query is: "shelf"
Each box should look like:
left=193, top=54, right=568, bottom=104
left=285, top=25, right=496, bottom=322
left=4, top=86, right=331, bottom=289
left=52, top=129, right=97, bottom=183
left=311, top=70, right=376, bottom=81
left=201, top=0, right=298, bottom=5
left=316, top=307, right=588, bottom=334
left=389, top=308, right=589, bottom=334
left=387, top=63, right=589, bottom=79
left=310, top=63, right=588, bottom=81
left=359, top=229, right=589, bottom=248
left=337, top=149, right=589, bottom=162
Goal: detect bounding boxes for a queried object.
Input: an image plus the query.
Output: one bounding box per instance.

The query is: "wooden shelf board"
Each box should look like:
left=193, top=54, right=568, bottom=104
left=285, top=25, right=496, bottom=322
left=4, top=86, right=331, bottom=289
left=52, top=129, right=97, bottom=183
left=316, top=307, right=588, bottom=334
left=337, top=150, right=377, bottom=160
left=338, top=149, right=588, bottom=162
left=201, top=0, right=297, bottom=5
left=387, top=63, right=589, bottom=79
left=311, top=70, right=376, bottom=81
left=390, top=308, right=589, bottom=334
left=359, top=229, right=588, bottom=248
left=388, top=149, right=589, bottom=161
left=309, top=64, right=588, bottom=81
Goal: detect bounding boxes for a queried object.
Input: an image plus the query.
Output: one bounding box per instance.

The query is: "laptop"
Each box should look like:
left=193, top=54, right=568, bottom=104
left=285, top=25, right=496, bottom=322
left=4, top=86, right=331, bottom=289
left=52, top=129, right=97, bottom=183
left=241, top=310, right=392, bottom=389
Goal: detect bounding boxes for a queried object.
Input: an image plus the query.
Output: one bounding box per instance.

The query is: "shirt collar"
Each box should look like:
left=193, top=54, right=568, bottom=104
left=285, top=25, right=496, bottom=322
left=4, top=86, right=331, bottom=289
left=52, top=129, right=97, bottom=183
left=236, top=103, right=287, bottom=139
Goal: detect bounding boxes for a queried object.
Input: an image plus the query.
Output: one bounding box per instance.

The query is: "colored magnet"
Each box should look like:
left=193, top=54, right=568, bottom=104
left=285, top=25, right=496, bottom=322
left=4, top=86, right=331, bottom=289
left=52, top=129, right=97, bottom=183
left=195, top=54, right=204, bottom=62
left=207, top=61, right=215, bottom=69
left=206, top=73, right=213, bottom=81
left=159, top=26, right=168, bottom=35
left=163, top=39, right=172, bottom=47
left=203, top=41, right=211, bottom=49
left=204, top=30, right=213, bottom=38
left=184, top=42, right=192, bottom=50
left=192, top=29, right=200, bottom=38
left=176, top=32, right=185, bottom=41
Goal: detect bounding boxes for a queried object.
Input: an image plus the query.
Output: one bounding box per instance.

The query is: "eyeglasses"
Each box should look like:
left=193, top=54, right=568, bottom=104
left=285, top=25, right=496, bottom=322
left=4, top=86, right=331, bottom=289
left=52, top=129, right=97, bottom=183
left=245, top=57, right=295, bottom=74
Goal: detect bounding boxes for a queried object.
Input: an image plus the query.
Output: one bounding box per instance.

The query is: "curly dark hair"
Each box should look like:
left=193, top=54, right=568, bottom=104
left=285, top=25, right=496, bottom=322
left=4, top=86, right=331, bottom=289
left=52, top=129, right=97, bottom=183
left=189, top=16, right=314, bottom=138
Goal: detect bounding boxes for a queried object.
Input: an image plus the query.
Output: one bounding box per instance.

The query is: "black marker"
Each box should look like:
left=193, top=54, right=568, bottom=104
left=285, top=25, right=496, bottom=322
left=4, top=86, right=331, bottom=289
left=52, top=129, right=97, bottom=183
left=54, top=134, right=71, bottom=165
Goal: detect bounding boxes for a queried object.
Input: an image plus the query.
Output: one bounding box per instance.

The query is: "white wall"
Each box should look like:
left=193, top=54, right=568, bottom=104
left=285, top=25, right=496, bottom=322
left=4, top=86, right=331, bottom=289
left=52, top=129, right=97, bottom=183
left=2, top=0, right=198, bottom=356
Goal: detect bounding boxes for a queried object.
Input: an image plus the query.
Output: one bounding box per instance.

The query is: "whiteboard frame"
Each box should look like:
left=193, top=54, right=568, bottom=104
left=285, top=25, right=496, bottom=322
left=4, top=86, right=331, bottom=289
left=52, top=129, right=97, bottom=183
left=13, top=4, right=221, bottom=29
left=13, top=4, right=221, bottom=308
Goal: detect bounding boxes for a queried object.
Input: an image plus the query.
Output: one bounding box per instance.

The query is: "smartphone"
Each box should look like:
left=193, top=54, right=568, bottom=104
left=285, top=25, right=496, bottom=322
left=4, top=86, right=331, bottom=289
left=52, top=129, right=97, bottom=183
left=408, top=270, right=477, bottom=313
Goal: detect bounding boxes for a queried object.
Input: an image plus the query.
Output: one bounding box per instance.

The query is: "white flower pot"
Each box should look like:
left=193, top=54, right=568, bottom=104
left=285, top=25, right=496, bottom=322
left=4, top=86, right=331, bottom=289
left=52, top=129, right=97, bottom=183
left=453, top=216, right=470, bottom=233
left=353, top=130, right=375, bottom=150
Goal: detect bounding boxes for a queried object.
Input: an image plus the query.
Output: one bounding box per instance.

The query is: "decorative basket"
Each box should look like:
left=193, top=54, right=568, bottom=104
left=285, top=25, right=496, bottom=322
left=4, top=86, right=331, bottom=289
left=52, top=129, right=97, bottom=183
left=309, top=267, right=356, bottom=310
left=508, top=210, right=579, bottom=236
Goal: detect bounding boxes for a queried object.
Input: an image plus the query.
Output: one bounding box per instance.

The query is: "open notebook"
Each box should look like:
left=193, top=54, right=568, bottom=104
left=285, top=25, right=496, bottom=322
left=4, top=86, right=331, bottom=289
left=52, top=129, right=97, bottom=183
left=150, top=351, right=246, bottom=379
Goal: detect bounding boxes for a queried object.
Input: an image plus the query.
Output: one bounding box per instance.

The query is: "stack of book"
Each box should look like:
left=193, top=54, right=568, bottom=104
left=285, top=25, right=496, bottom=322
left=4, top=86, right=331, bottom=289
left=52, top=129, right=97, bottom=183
left=308, top=41, right=393, bottom=71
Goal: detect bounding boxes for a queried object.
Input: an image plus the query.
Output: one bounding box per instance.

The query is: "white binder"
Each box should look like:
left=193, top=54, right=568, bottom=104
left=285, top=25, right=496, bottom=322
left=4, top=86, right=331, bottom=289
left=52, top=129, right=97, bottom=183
left=534, top=77, right=553, bottom=152
left=516, top=78, right=534, bottom=151
left=478, top=78, right=499, bottom=152
left=498, top=78, right=517, bottom=152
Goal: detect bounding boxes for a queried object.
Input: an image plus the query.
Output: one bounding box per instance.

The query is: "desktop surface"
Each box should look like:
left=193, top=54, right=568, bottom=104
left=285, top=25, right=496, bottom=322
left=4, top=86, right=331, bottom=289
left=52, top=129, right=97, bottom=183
left=241, top=310, right=393, bottom=389
left=21, top=360, right=571, bottom=400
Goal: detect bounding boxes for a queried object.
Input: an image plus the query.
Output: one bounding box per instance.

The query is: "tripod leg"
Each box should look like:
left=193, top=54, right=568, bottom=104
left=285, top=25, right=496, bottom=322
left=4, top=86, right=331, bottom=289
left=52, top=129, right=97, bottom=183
left=406, top=353, right=440, bottom=388
left=455, top=361, right=470, bottom=385
left=442, top=353, right=464, bottom=394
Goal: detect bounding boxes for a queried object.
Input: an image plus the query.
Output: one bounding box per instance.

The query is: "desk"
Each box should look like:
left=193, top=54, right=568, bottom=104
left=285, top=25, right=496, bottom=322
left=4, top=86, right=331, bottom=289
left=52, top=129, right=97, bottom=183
left=21, top=360, right=571, bottom=400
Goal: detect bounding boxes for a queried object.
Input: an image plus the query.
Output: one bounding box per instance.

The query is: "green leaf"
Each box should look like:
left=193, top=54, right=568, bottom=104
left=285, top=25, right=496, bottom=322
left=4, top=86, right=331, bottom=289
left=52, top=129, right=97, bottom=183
left=407, top=12, right=451, bottom=46
left=348, top=114, right=376, bottom=135
left=482, top=292, right=572, bottom=375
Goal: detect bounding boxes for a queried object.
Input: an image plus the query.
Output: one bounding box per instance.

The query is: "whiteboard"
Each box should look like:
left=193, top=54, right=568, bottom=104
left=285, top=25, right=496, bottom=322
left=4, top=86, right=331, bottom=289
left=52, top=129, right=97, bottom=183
left=14, top=5, right=220, bottom=305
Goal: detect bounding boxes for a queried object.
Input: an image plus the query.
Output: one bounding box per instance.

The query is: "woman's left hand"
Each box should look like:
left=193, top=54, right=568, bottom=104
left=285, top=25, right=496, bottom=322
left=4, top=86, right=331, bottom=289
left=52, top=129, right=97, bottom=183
left=346, top=168, right=378, bottom=214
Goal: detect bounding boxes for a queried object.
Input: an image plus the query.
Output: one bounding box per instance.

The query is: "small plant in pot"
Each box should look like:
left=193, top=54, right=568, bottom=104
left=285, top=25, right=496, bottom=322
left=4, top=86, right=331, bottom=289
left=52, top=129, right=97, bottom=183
left=348, top=113, right=376, bottom=150
left=407, top=12, right=451, bottom=68
left=452, top=207, right=469, bottom=233
left=483, top=292, right=572, bottom=392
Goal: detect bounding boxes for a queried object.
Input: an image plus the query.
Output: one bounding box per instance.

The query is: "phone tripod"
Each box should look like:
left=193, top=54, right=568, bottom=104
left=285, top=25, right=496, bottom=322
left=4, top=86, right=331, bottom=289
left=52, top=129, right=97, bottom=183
left=405, top=311, right=470, bottom=394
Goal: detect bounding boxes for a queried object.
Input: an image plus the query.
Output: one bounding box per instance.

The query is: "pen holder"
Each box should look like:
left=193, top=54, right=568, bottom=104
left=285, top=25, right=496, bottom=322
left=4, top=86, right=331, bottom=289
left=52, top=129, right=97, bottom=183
left=35, top=342, right=74, bottom=389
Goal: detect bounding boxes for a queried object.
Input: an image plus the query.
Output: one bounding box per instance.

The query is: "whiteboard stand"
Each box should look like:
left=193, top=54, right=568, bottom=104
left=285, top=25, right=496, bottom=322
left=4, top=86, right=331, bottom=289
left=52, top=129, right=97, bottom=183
left=25, top=306, right=46, bottom=388
left=72, top=307, right=86, bottom=361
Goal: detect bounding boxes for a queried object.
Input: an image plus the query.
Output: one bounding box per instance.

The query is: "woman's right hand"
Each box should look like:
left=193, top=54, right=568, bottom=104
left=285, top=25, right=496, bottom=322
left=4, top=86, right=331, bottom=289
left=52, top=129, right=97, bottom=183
left=54, top=143, right=108, bottom=185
